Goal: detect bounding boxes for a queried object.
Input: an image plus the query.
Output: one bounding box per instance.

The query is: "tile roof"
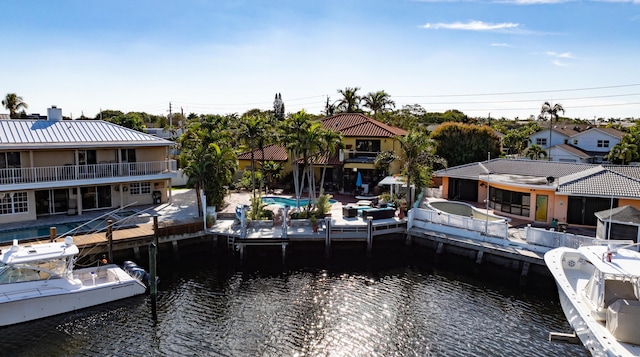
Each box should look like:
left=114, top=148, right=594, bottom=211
left=435, top=158, right=640, bottom=198
left=594, top=205, right=640, bottom=223
left=0, top=119, right=173, bottom=149
left=320, top=113, right=407, bottom=137
left=237, top=144, right=288, bottom=161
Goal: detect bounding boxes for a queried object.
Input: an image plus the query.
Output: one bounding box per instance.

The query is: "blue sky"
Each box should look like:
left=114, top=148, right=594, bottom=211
left=2, top=0, right=639, bottom=120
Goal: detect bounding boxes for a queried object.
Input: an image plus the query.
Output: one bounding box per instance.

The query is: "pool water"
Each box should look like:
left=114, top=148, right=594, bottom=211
left=0, top=221, right=105, bottom=242
left=261, top=196, right=337, bottom=208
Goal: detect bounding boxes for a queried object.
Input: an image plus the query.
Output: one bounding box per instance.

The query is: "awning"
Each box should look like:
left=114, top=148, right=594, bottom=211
left=378, top=176, right=408, bottom=186
left=343, top=163, right=375, bottom=170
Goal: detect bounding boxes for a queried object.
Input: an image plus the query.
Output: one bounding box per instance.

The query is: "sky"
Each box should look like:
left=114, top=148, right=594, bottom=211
left=2, top=0, right=640, bottom=121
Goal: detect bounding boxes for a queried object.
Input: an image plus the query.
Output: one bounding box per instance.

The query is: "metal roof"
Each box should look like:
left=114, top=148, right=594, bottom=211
left=0, top=119, right=174, bottom=149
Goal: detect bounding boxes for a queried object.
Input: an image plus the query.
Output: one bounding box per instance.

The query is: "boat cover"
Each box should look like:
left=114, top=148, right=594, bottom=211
left=607, top=299, right=640, bottom=345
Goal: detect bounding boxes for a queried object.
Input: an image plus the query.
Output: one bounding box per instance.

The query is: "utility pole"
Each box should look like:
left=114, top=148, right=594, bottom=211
left=168, top=102, right=173, bottom=128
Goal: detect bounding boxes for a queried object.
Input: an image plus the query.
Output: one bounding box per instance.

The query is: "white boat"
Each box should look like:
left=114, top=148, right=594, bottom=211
left=544, top=242, right=640, bottom=356
left=0, top=236, right=147, bottom=326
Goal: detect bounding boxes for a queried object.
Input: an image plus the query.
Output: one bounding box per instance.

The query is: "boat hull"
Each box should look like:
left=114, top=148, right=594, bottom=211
left=0, top=265, right=146, bottom=326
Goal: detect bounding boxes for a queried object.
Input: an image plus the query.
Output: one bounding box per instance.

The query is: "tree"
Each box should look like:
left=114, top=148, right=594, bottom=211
left=237, top=114, right=268, bottom=204
left=318, top=128, right=344, bottom=194
left=539, top=102, right=564, bottom=160
left=362, top=90, right=395, bottom=118
left=2, top=93, right=28, bottom=118
left=395, top=129, right=445, bottom=208
left=606, top=141, right=638, bottom=165
left=523, top=144, right=548, bottom=160
left=431, top=123, right=501, bottom=167
left=335, top=87, right=362, bottom=113
left=107, top=112, right=147, bottom=132
left=273, top=93, right=285, bottom=122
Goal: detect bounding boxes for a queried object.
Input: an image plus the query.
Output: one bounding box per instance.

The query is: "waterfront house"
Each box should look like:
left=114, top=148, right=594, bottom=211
left=435, top=159, right=640, bottom=227
left=236, top=113, right=407, bottom=195
left=0, top=106, right=177, bottom=225
left=529, top=125, right=623, bottom=163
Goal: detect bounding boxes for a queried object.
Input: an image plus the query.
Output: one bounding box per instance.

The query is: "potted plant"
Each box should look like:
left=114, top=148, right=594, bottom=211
left=310, top=215, right=319, bottom=232
left=206, top=214, right=213, bottom=228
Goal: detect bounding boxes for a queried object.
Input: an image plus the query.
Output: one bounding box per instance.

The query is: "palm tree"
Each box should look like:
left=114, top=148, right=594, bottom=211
left=362, top=90, right=395, bottom=118
left=318, top=128, right=344, bottom=195
left=539, top=102, right=564, bottom=160
left=279, top=110, right=313, bottom=209
left=606, top=141, right=638, bottom=165
left=238, top=114, right=267, bottom=203
left=2, top=93, right=28, bottom=118
left=523, top=144, right=548, bottom=160
left=335, top=87, right=362, bottom=113
left=395, top=129, right=435, bottom=208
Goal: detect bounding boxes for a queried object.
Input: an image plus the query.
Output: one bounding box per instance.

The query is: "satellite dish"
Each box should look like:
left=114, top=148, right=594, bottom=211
left=546, top=176, right=555, bottom=184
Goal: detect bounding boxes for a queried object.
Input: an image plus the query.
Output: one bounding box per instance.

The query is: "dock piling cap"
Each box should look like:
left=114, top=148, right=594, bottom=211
left=64, top=236, right=74, bottom=246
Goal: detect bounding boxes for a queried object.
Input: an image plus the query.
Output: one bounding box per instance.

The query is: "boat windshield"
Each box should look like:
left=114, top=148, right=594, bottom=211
left=0, top=257, right=69, bottom=284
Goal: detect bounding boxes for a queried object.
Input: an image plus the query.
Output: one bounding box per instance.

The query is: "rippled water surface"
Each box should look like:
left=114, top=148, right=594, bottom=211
left=0, top=255, right=587, bottom=356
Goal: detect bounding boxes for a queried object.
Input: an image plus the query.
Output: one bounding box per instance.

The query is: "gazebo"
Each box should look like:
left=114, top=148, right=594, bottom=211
left=594, top=205, right=640, bottom=243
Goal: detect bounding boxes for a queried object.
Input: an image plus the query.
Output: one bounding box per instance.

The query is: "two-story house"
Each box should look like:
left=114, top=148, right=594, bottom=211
left=0, top=106, right=177, bottom=225
left=236, top=113, right=407, bottom=194
left=529, top=125, right=623, bottom=163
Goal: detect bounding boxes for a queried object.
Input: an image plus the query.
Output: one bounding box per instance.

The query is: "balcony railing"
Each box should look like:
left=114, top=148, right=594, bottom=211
left=340, top=150, right=380, bottom=163
left=0, top=160, right=177, bottom=185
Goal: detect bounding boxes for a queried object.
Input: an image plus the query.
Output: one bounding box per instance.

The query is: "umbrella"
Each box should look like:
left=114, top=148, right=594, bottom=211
left=355, top=171, right=362, bottom=187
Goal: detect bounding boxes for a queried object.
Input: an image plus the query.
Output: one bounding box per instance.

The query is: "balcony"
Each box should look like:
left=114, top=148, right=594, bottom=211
left=0, top=160, right=177, bottom=188
left=340, top=149, right=379, bottom=164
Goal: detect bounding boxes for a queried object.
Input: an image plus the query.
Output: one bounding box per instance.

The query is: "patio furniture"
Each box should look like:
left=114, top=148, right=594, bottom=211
left=343, top=206, right=358, bottom=218
left=359, top=207, right=396, bottom=220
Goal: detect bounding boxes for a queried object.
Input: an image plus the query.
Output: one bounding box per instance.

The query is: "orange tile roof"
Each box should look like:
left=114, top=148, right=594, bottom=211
left=320, top=113, right=407, bottom=137
left=237, top=144, right=288, bottom=161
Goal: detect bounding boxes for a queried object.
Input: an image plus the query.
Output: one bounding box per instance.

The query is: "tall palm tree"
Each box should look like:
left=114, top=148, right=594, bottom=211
left=335, top=87, right=362, bottom=113
left=318, top=128, right=344, bottom=195
left=238, top=114, right=267, bottom=203
left=539, top=102, right=564, bottom=160
left=362, top=90, right=395, bottom=118
left=395, top=129, right=434, bottom=208
left=279, top=110, right=313, bottom=209
left=2, top=93, right=28, bottom=118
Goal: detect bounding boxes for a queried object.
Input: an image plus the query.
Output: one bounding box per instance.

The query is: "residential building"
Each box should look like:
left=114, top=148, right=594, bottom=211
left=0, top=106, right=177, bottom=225
left=435, top=159, right=640, bottom=227
left=236, top=113, right=408, bottom=194
left=529, top=125, right=623, bottom=163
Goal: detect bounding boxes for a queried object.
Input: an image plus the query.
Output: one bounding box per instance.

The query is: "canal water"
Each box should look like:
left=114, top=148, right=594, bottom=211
left=0, top=250, right=587, bottom=356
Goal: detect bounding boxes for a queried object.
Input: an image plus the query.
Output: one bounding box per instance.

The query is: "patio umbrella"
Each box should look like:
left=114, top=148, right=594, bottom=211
left=355, top=171, right=362, bottom=187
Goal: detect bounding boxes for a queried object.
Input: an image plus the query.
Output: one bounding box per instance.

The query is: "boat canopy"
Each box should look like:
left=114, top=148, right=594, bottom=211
left=0, top=238, right=79, bottom=265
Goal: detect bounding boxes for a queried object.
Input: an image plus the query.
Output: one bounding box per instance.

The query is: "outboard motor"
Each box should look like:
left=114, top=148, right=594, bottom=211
left=123, top=261, right=152, bottom=286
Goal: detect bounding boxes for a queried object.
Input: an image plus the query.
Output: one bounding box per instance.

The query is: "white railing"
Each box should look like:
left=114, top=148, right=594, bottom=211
left=0, top=160, right=177, bottom=185
left=408, top=208, right=509, bottom=240
left=524, top=226, right=599, bottom=249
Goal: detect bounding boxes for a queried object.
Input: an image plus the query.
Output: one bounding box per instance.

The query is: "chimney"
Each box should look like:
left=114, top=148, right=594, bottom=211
left=47, top=106, right=63, bottom=121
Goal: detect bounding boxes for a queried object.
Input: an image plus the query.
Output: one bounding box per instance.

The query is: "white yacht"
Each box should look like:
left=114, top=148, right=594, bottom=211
left=0, top=237, right=147, bottom=326
left=545, top=242, right=640, bottom=357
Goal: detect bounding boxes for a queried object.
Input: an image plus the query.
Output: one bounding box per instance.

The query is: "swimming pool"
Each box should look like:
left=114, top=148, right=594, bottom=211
left=261, top=196, right=337, bottom=208
left=0, top=221, right=105, bottom=242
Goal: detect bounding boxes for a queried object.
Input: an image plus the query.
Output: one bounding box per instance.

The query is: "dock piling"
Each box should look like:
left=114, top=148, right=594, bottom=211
left=366, top=217, right=373, bottom=258
left=107, top=219, right=113, bottom=263
left=149, top=242, right=158, bottom=321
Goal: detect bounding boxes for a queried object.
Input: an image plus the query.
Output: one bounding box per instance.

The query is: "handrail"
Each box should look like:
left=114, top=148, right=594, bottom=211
left=0, top=160, right=177, bottom=185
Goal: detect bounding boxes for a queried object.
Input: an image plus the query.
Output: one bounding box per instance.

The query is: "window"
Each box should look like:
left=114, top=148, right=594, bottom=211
left=0, top=152, right=21, bottom=169
left=130, top=182, right=151, bottom=195
left=488, top=187, right=530, bottom=217
left=597, top=140, right=609, bottom=148
left=536, top=138, right=547, bottom=146
left=121, top=149, right=136, bottom=162
left=0, top=191, right=28, bottom=215
left=354, top=140, right=381, bottom=154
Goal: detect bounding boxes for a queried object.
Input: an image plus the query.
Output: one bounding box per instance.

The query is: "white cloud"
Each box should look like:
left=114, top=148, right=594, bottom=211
left=546, top=51, right=575, bottom=58
left=422, top=20, right=519, bottom=31
left=491, top=43, right=511, bottom=47
left=552, top=60, right=569, bottom=67
left=496, top=0, right=573, bottom=4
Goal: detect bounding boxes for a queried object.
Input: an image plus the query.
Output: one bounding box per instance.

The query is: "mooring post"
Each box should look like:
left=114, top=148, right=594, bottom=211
left=107, top=219, right=113, bottom=263
left=149, top=242, right=158, bottom=320
left=366, top=216, right=373, bottom=258
left=282, top=206, right=288, bottom=239
left=324, top=217, right=331, bottom=259
left=281, top=242, right=287, bottom=265
left=153, top=215, right=159, bottom=247
left=49, top=227, right=57, bottom=242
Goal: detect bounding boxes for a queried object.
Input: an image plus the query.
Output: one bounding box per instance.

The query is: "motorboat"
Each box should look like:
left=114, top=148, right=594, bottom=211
left=0, top=236, right=148, bottom=326
left=544, top=241, right=640, bottom=356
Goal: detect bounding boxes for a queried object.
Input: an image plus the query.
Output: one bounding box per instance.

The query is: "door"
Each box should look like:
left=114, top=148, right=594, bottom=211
left=535, top=195, right=548, bottom=222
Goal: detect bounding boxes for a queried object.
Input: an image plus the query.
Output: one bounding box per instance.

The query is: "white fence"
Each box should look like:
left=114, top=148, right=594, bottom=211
left=408, top=208, right=510, bottom=240
left=525, top=226, right=601, bottom=249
